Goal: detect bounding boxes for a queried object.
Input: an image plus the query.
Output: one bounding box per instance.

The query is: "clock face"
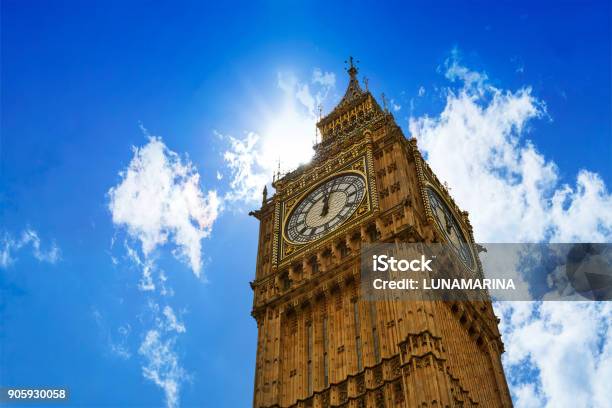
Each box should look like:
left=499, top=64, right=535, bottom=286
left=285, top=173, right=366, bottom=244
left=426, top=187, right=474, bottom=270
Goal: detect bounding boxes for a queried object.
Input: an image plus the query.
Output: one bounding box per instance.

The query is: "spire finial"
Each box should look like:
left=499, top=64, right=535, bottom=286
left=381, top=92, right=389, bottom=112
left=345, top=56, right=359, bottom=78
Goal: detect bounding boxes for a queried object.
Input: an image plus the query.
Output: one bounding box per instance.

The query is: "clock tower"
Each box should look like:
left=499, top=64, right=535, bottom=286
left=249, top=59, right=513, bottom=407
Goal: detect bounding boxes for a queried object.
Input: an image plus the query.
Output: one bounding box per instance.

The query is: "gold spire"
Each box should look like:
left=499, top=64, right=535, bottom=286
left=316, top=57, right=383, bottom=142
left=346, top=56, right=358, bottom=77
left=338, top=56, right=364, bottom=107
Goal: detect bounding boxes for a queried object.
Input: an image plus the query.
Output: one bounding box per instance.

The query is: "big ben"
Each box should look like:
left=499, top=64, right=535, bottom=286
left=249, top=59, right=513, bottom=407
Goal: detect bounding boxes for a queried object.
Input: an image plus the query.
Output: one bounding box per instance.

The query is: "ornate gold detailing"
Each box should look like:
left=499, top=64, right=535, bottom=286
left=285, top=198, right=297, bottom=213
left=277, top=152, right=376, bottom=263
left=352, top=160, right=365, bottom=172
left=271, top=200, right=281, bottom=269
left=317, top=95, right=378, bottom=141
left=285, top=243, right=296, bottom=256
left=365, top=148, right=379, bottom=212
left=356, top=202, right=368, bottom=216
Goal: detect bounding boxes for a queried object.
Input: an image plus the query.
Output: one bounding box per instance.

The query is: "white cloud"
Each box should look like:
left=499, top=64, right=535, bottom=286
left=109, top=133, right=218, bottom=407
left=390, top=99, right=401, bottom=112
left=124, top=241, right=156, bottom=291
left=312, top=68, right=336, bottom=88
left=139, top=330, right=187, bottom=408
left=296, top=83, right=316, bottom=116
left=108, top=135, right=220, bottom=277
left=222, top=68, right=336, bottom=204
left=162, top=305, right=186, bottom=334
left=497, top=302, right=611, bottom=408
left=443, top=47, right=489, bottom=94
left=549, top=171, right=612, bottom=242
left=513, top=383, right=544, bottom=408
left=418, top=86, right=426, bottom=97
left=222, top=132, right=270, bottom=203
left=410, top=56, right=611, bottom=244
left=158, top=270, right=174, bottom=297
left=410, top=51, right=612, bottom=407
left=127, top=300, right=190, bottom=408
left=0, top=228, right=61, bottom=268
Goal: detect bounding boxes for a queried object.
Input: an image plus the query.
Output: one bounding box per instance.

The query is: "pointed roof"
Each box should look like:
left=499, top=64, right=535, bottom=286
left=337, top=56, right=364, bottom=107
left=316, top=57, right=382, bottom=141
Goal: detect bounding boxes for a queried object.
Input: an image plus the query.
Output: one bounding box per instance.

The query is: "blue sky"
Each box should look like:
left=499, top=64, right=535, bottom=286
left=1, top=1, right=611, bottom=407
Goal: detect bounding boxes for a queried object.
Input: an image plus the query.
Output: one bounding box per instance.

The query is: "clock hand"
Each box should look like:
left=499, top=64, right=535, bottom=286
left=320, top=184, right=332, bottom=216
left=443, top=211, right=452, bottom=234
left=321, top=200, right=329, bottom=216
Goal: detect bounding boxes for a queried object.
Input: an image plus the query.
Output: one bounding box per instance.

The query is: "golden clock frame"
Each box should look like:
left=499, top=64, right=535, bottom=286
left=421, top=179, right=478, bottom=274
left=275, top=146, right=379, bottom=266
left=281, top=169, right=368, bottom=245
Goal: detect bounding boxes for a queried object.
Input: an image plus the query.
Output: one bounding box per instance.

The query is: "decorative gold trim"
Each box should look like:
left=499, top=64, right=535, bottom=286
left=422, top=180, right=477, bottom=273
left=365, top=143, right=379, bottom=211
left=271, top=199, right=280, bottom=269
left=411, top=141, right=431, bottom=224
left=276, top=152, right=377, bottom=263
left=281, top=168, right=368, bottom=245
left=277, top=137, right=371, bottom=196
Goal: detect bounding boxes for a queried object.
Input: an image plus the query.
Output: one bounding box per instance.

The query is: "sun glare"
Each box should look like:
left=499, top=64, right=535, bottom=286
left=260, top=98, right=317, bottom=176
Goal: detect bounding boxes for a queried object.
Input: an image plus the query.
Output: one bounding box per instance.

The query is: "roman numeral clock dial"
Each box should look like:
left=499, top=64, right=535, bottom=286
left=285, top=173, right=366, bottom=244
left=426, top=187, right=475, bottom=270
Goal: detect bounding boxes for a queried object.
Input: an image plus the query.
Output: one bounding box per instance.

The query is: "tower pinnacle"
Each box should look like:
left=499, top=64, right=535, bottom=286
left=345, top=56, right=359, bottom=78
